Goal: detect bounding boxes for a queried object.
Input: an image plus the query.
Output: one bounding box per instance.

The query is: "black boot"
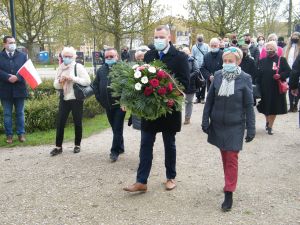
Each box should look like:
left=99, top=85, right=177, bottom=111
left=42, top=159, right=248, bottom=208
left=222, top=191, right=233, bottom=212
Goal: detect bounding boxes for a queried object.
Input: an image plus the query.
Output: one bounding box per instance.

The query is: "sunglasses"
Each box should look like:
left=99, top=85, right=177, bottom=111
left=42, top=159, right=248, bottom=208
left=224, top=47, right=238, bottom=53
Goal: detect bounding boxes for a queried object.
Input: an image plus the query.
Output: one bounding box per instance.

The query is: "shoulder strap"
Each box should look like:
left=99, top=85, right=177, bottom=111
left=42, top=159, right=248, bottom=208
left=196, top=44, right=205, bottom=56
left=74, top=63, right=77, bottom=77
left=276, top=57, right=281, bottom=74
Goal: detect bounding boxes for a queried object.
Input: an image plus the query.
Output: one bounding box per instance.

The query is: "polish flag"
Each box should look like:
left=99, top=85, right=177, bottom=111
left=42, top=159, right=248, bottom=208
left=18, top=59, right=42, bottom=89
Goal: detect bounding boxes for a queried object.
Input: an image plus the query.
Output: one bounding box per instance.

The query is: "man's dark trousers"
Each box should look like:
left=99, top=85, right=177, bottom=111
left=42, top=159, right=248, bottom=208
left=106, top=108, right=126, bottom=155
left=136, top=130, right=177, bottom=184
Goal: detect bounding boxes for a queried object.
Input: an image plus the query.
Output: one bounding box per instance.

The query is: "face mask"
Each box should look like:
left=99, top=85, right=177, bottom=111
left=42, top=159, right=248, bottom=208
left=154, top=38, right=167, bottom=51
left=197, top=38, right=203, bottom=43
left=105, top=59, right=117, bottom=66
left=223, top=63, right=237, bottom=73
left=211, top=48, right=219, bottom=53
left=266, top=50, right=276, bottom=57
left=245, top=40, right=251, bottom=45
left=63, top=57, right=73, bottom=65
left=7, top=43, right=16, bottom=52
left=220, top=47, right=224, bottom=51
left=291, top=39, right=299, bottom=44
left=258, top=40, right=265, bottom=46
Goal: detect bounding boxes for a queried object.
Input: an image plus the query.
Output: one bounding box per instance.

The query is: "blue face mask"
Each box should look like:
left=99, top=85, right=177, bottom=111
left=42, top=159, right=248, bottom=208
left=211, top=48, right=219, bottom=53
left=105, top=59, right=117, bottom=66
left=154, top=38, right=167, bottom=51
left=63, top=57, right=73, bottom=65
left=223, top=63, right=237, bottom=73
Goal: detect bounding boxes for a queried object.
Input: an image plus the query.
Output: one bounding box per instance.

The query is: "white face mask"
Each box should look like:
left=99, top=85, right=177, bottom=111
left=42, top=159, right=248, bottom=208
left=258, top=40, right=265, bottom=46
left=7, top=43, right=16, bottom=52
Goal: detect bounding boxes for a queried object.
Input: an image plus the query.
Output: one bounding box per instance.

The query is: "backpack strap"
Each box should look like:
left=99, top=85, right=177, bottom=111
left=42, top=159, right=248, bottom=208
left=74, top=63, right=78, bottom=77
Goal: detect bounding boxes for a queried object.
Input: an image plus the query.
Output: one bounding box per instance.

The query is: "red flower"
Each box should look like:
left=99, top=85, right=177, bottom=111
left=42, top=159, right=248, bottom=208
left=157, top=70, right=167, bottom=79
left=149, top=78, right=160, bottom=88
left=167, top=82, right=173, bottom=92
left=157, top=87, right=167, bottom=96
left=144, top=86, right=153, bottom=96
left=167, top=99, right=175, bottom=108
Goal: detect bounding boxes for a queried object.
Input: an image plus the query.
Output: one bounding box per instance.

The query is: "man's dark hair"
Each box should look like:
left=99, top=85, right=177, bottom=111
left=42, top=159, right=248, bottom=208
left=244, top=33, right=251, bottom=37
left=3, top=36, right=14, bottom=43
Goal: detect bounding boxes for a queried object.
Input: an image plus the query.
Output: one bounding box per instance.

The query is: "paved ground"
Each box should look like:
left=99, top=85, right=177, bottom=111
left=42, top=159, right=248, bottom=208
left=0, top=104, right=299, bottom=225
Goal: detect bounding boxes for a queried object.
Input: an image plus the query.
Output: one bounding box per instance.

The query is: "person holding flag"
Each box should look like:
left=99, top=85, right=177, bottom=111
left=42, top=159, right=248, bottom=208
left=0, top=36, right=28, bottom=144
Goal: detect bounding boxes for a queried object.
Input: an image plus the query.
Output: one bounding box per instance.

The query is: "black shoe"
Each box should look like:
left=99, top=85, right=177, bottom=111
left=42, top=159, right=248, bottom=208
left=265, top=122, right=269, bottom=131
left=50, top=147, right=62, bottom=156
left=73, top=146, right=81, bottom=154
left=119, top=150, right=125, bottom=154
left=266, top=127, right=273, bottom=135
left=110, top=153, right=119, bottom=162
left=194, top=99, right=200, bottom=104
left=221, top=191, right=233, bottom=212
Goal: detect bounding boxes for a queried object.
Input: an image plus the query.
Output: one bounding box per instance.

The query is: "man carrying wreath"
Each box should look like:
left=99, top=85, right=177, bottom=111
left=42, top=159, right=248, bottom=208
left=124, top=25, right=189, bottom=192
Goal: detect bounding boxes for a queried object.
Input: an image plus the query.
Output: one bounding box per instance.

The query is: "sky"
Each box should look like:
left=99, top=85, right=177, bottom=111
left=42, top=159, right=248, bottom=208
left=158, top=0, right=300, bottom=20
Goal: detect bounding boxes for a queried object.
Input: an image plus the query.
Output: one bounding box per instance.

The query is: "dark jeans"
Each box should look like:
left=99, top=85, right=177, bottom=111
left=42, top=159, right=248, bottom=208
left=106, top=108, right=126, bottom=155
left=137, top=130, right=177, bottom=184
left=1, top=98, right=25, bottom=136
left=289, top=89, right=300, bottom=109
left=196, top=82, right=206, bottom=100
left=56, top=99, right=83, bottom=147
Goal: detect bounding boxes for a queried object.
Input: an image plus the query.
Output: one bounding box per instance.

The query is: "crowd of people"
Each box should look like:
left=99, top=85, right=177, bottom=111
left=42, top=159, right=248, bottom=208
left=1, top=27, right=300, bottom=212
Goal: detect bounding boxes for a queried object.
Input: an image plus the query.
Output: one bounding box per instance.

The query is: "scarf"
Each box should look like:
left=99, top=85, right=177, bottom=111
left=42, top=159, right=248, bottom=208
left=57, top=63, right=73, bottom=94
left=218, top=67, right=241, bottom=97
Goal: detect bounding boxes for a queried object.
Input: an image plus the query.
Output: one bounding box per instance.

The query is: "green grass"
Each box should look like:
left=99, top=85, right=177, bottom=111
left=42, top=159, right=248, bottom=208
left=0, top=114, right=110, bottom=148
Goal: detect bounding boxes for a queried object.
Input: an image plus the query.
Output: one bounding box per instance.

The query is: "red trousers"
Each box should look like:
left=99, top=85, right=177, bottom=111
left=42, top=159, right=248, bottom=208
left=220, top=150, right=239, bottom=192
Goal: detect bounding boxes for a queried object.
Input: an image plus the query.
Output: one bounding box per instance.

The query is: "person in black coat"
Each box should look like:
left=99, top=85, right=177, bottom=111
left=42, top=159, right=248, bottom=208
left=181, top=47, right=200, bottom=124
left=202, top=47, right=255, bottom=212
left=121, top=47, right=130, bottom=62
left=0, top=36, right=28, bottom=144
left=93, top=48, right=126, bottom=162
left=290, top=53, right=300, bottom=95
left=244, top=33, right=260, bottom=65
left=256, top=41, right=291, bottom=135
left=123, top=25, right=189, bottom=193
left=200, top=38, right=223, bottom=92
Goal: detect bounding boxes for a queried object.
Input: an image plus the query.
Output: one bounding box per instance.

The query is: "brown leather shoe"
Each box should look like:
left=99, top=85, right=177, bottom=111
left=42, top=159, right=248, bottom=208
left=165, top=179, right=176, bottom=191
left=123, top=183, right=147, bottom=192
left=18, top=135, right=26, bottom=142
left=6, top=136, right=13, bottom=144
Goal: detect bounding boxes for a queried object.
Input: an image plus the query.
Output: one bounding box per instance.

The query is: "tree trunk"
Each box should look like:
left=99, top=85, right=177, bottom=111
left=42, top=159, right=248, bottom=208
left=114, top=35, right=121, bottom=54
left=288, top=0, right=293, bottom=36
left=249, top=0, right=255, bottom=36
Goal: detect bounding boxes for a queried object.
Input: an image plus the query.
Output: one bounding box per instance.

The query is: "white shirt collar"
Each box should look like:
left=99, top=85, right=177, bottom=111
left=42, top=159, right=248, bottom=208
left=6, top=50, right=15, bottom=57
left=162, top=43, right=171, bottom=54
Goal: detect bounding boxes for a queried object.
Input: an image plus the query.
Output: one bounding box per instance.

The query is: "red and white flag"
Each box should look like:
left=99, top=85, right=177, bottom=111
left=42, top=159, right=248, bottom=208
left=18, top=59, right=42, bottom=89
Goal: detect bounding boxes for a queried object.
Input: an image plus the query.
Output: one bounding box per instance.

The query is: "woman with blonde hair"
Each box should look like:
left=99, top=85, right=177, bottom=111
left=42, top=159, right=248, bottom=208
left=284, top=32, right=300, bottom=112
left=256, top=41, right=291, bottom=134
left=51, top=47, right=91, bottom=156
left=202, top=47, right=255, bottom=212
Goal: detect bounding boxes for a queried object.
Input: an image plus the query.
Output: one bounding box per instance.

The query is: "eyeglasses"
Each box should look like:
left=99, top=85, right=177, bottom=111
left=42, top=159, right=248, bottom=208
left=224, top=47, right=238, bottom=53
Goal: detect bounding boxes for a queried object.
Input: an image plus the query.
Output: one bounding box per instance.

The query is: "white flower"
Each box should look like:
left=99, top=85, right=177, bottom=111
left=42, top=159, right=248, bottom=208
left=144, top=64, right=150, bottom=67
left=141, top=76, right=149, bottom=84
left=134, top=70, right=142, bottom=79
left=135, top=82, right=142, bottom=91
left=148, top=66, right=156, bottom=73
left=132, top=64, right=139, bottom=70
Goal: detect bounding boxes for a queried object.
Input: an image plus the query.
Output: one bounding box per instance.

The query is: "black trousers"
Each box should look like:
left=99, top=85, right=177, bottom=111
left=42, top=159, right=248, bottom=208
left=106, top=108, right=126, bottom=154
left=136, top=130, right=177, bottom=184
left=56, top=99, right=83, bottom=147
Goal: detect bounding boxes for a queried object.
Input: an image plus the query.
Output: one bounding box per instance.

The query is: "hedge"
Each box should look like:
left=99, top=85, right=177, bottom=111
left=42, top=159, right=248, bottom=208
left=0, top=94, right=105, bottom=133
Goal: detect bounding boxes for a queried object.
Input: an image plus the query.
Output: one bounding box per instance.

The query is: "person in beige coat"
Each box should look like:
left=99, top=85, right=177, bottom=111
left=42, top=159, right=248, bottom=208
left=51, top=47, right=91, bottom=156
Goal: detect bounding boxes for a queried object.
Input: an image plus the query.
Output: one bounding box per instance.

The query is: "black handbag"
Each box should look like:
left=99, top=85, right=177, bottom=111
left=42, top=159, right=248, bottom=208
left=252, top=84, right=261, bottom=99
left=73, top=63, right=94, bottom=101
left=195, top=71, right=206, bottom=89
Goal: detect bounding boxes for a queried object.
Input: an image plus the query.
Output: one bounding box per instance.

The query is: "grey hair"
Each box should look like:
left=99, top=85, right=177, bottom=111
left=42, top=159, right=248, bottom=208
left=61, top=47, right=77, bottom=59
left=268, top=33, right=278, bottom=42
left=265, top=41, right=278, bottom=52
left=210, top=38, right=220, bottom=46
left=155, top=25, right=170, bottom=35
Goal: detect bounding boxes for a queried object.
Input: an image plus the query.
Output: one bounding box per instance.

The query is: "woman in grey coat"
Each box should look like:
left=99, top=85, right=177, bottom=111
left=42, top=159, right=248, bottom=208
left=202, top=47, right=256, bottom=212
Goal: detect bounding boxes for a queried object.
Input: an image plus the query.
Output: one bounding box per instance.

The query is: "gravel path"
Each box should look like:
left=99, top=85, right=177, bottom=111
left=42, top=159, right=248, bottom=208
left=0, top=104, right=299, bottom=225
